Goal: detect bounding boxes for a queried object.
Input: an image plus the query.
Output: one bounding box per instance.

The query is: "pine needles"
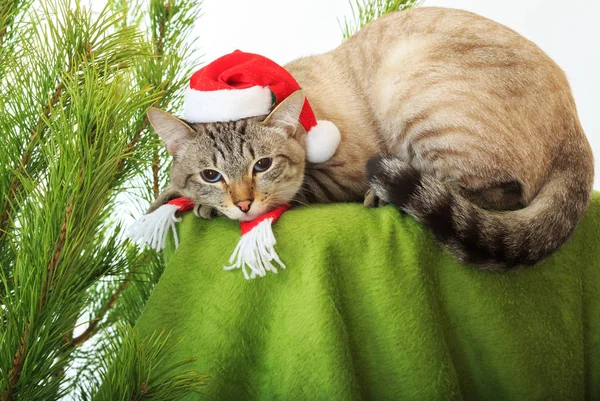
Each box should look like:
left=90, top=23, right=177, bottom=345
left=80, top=327, right=209, bottom=401
left=0, top=0, right=204, bottom=399
left=340, top=0, right=421, bottom=39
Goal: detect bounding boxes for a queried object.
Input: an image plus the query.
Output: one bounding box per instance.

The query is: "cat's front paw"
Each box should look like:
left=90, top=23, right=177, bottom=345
left=363, top=188, right=389, bottom=208
left=193, top=204, right=218, bottom=220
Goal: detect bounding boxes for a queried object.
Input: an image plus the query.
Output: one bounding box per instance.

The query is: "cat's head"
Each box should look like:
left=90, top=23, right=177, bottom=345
left=148, top=90, right=307, bottom=221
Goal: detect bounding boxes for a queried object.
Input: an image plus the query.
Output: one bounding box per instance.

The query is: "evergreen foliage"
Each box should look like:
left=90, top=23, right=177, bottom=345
left=341, top=0, right=421, bottom=39
left=0, top=0, right=207, bottom=399
left=81, top=327, right=208, bottom=401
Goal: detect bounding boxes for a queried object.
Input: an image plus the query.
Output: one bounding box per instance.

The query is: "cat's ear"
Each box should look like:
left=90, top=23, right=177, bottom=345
left=263, top=90, right=305, bottom=135
left=147, top=107, right=194, bottom=156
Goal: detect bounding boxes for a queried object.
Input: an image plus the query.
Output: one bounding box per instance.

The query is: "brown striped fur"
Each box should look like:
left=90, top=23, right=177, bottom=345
left=149, top=7, right=594, bottom=268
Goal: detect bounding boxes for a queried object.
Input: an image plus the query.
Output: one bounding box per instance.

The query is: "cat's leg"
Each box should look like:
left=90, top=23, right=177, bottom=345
left=460, top=182, right=523, bottom=211
left=148, top=185, right=223, bottom=219
left=363, top=188, right=389, bottom=208
left=147, top=185, right=181, bottom=213
left=193, top=204, right=220, bottom=220
left=149, top=184, right=222, bottom=220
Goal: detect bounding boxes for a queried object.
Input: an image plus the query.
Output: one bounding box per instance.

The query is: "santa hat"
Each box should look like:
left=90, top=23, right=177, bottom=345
left=127, top=197, right=290, bottom=280
left=183, top=50, right=341, bottom=163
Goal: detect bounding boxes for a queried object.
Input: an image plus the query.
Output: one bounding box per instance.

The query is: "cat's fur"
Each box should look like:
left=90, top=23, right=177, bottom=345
left=148, top=7, right=594, bottom=268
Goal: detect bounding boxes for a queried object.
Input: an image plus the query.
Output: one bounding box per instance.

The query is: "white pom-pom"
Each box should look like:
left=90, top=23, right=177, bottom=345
left=127, top=204, right=182, bottom=252
left=223, top=218, right=285, bottom=280
left=305, top=120, right=341, bottom=163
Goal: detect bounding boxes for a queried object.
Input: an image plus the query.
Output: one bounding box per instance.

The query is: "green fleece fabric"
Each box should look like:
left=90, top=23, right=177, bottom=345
left=136, top=192, right=600, bottom=401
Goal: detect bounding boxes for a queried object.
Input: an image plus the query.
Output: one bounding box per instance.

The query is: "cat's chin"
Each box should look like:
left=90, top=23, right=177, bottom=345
left=222, top=204, right=270, bottom=222
left=238, top=207, right=270, bottom=222
left=238, top=214, right=258, bottom=222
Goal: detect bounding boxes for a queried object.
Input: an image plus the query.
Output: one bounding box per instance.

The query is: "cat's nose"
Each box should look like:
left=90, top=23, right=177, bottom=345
left=235, top=199, right=253, bottom=213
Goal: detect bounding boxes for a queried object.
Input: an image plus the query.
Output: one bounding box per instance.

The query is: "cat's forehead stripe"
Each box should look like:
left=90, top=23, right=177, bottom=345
left=206, top=131, right=227, bottom=165
left=235, top=135, right=244, bottom=156
left=246, top=142, right=255, bottom=160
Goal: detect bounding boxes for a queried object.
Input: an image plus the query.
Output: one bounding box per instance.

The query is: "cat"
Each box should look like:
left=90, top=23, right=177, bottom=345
left=147, top=7, right=594, bottom=269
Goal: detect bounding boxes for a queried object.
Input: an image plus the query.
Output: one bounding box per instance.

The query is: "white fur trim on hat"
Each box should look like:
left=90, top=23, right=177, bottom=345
left=184, top=85, right=272, bottom=123
left=305, top=120, right=341, bottom=163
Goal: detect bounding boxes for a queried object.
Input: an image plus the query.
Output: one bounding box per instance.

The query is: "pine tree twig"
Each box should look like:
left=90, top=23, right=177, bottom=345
left=1, top=320, right=30, bottom=401
left=0, top=82, right=64, bottom=241
left=74, top=0, right=175, bottom=350
left=70, top=275, right=132, bottom=347
left=152, top=151, right=160, bottom=199
left=0, top=5, right=11, bottom=49
left=131, top=382, right=148, bottom=400
left=1, top=127, right=71, bottom=400
left=41, top=200, right=73, bottom=307
left=70, top=245, right=156, bottom=349
left=151, top=2, right=170, bottom=200
left=0, top=26, right=7, bottom=48
left=122, top=1, right=170, bottom=191
left=156, top=2, right=170, bottom=56
left=1, top=0, right=203, bottom=397
left=50, top=201, right=72, bottom=270
left=116, top=116, right=149, bottom=173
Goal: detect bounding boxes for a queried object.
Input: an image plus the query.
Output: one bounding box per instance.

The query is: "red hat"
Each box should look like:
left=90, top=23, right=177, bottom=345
left=184, top=50, right=341, bottom=163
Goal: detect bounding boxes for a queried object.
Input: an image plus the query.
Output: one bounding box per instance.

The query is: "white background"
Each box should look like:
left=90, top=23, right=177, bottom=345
left=195, top=0, right=599, bottom=188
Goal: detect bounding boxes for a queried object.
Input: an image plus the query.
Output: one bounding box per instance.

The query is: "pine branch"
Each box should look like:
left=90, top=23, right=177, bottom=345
left=116, top=117, right=149, bottom=174
left=71, top=273, right=132, bottom=348
left=0, top=5, right=159, bottom=399
left=42, top=200, right=73, bottom=306
left=69, top=244, right=159, bottom=351
left=0, top=321, right=30, bottom=401
left=0, top=80, right=64, bottom=242
left=152, top=151, right=161, bottom=199
left=3, top=193, right=73, bottom=400
left=0, top=81, right=68, bottom=400
left=70, top=243, right=167, bottom=352
left=88, top=327, right=209, bottom=401
left=0, top=0, right=29, bottom=51
left=1, top=1, right=202, bottom=398
left=151, top=2, right=171, bottom=199
left=0, top=5, right=9, bottom=47
left=156, top=2, right=169, bottom=56
left=340, top=0, right=420, bottom=39
left=116, top=1, right=170, bottom=181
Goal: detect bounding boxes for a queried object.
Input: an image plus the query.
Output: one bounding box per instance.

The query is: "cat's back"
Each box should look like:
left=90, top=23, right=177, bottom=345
left=338, top=7, right=560, bottom=78
left=345, top=7, right=532, bottom=47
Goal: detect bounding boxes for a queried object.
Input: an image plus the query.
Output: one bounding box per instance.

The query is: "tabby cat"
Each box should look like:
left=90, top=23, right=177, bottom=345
left=147, top=7, right=594, bottom=269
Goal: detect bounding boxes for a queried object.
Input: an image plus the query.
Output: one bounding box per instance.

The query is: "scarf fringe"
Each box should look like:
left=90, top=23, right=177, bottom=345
left=224, top=218, right=285, bottom=280
left=127, top=204, right=182, bottom=251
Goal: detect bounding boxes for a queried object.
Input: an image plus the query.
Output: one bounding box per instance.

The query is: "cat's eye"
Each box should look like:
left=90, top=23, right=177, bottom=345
left=200, top=169, right=222, bottom=183
left=253, top=158, right=272, bottom=173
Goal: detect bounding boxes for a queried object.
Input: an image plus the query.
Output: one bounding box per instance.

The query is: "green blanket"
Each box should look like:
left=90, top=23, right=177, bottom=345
left=136, top=192, right=600, bottom=401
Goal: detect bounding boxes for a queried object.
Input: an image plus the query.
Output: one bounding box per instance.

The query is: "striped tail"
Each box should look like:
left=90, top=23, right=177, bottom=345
left=366, top=152, right=593, bottom=269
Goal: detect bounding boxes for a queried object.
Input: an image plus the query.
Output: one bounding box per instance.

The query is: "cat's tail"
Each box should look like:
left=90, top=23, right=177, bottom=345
left=366, top=150, right=594, bottom=269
